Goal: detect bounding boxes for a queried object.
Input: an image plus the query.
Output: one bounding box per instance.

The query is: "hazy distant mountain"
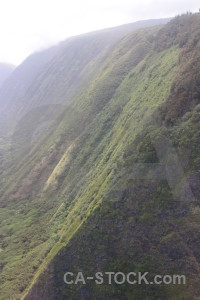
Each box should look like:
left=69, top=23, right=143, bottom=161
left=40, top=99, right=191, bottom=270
left=0, top=46, right=59, bottom=114
left=0, top=63, right=15, bottom=88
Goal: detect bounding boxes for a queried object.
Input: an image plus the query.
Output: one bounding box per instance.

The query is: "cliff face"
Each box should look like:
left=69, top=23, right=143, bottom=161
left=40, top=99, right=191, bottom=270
left=0, top=15, right=200, bottom=300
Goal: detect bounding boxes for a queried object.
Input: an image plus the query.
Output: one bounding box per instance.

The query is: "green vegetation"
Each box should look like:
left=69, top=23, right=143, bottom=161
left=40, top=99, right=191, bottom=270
left=0, top=13, right=200, bottom=300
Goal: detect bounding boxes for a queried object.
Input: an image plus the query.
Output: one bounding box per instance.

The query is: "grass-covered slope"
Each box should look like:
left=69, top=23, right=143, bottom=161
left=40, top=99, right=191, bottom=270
left=0, top=14, right=200, bottom=300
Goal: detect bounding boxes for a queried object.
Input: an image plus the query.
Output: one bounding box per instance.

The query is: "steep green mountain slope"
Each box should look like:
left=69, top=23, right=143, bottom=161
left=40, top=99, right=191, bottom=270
left=0, top=18, right=169, bottom=136
left=0, top=64, right=15, bottom=88
left=0, top=14, right=200, bottom=300
left=0, top=19, right=170, bottom=190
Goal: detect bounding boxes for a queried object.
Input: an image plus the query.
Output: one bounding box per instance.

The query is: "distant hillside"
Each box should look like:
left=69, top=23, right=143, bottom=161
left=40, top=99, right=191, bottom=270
left=0, top=63, right=15, bottom=88
left=0, top=46, right=59, bottom=116
left=1, top=14, right=200, bottom=300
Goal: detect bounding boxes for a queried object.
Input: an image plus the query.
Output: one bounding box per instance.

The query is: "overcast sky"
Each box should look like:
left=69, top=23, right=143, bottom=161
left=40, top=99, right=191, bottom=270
left=0, top=0, right=199, bottom=65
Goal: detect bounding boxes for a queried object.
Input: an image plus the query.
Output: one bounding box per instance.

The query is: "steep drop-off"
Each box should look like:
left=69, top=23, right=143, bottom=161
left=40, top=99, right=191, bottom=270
left=0, top=14, right=200, bottom=300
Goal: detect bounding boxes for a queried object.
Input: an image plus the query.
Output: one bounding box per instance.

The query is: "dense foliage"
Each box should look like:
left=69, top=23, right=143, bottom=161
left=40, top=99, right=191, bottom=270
left=0, top=14, right=200, bottom=300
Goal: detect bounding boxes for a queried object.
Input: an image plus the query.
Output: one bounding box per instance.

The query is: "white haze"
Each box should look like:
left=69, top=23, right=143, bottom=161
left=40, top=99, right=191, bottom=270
left=0, top=0, right=199, bottom=65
